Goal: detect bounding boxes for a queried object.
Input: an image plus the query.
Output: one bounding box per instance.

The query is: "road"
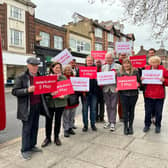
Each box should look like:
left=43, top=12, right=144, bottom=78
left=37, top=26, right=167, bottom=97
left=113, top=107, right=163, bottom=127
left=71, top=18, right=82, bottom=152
left=0, top=93, right=82, bottom=144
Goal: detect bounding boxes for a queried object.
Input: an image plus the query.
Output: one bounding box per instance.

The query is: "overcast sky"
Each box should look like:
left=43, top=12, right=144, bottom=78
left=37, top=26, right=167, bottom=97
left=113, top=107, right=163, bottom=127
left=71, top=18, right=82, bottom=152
left=32, top=0, right=167, bottom=53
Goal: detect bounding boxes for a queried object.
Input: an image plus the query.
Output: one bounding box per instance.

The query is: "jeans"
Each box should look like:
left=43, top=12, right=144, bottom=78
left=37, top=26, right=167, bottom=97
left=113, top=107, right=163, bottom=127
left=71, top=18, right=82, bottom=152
left=144, top=98, right=164, bottom=128
left=120, top=94, right=138, bottom=126
left=82, top=93, right=97, bottom=127
left=21, top=103, right=40, bottom=152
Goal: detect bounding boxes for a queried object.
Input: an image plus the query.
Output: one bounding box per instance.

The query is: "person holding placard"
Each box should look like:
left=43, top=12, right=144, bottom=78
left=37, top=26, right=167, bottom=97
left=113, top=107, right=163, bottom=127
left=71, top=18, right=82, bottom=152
left=81, top=56, right=98, bottom=132
left=117, top=59, right=140, bottom=135
left=141, top=56, right=168, bottom=133
left=102, top=53, right=121, bottom=131
left=41, top=62, right=68, bottom=147
left=63, top=65, right=79, bottom=137
left=12, top=57, right=50, bottom=160
left=115, top=53, right=127, bottom=122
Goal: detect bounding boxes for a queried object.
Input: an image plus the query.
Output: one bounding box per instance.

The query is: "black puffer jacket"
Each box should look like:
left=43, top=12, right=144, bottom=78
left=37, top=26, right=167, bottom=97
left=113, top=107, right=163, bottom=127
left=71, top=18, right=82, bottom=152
left=12, top=70, right=49, bottom=121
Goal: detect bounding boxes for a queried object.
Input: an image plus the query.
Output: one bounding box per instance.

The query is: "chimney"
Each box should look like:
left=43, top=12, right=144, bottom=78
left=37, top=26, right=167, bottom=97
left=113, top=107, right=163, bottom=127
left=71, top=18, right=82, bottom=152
left=140, top=45, right=144, bottom=50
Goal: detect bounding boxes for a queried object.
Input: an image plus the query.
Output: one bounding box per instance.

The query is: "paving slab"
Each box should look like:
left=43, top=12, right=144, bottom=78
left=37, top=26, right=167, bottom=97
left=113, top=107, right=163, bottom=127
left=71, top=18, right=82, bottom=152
left=52, top=158, right=103, bottom=168
left=119, top=152, right=168, bottom=168
left=92, top=132, right=134, bottom=149
left=76, top=144, right=129, bottom=168
left=126, top=139, right=168, bottom=160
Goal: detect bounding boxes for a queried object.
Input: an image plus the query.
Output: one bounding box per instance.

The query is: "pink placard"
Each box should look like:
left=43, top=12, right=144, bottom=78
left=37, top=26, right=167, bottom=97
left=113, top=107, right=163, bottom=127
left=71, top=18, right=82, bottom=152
left=91, top=51, right=107, bottom=60
left=79, top=67, right=97, bottom=79
left=34, top=76, right=57, bottom=95
left=53, top=80, right=74, bottom=98
left=117, top=76, right=137, bottom=90
left=130, top=55, right=146, bottom=68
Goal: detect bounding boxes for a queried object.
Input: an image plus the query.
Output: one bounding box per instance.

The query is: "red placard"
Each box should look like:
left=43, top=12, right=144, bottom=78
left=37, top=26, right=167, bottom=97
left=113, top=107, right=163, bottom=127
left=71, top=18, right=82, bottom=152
left=0, top=32, right=6, bottom=130
left=130, top=55, right=146, bottom=68
left=117, top=76, right=137, bottom=91
left=91, top=51, right=107, bottom=60
left=34, top=75, right=57, bottom=95
left=79, top=67, right=97, bottom=79
left=53, top=79, right=74, bottom=98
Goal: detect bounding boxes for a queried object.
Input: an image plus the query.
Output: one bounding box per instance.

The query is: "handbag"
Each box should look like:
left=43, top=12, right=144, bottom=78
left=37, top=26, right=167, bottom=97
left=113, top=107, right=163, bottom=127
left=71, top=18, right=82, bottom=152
left=68, top=94, right=79, bottom=106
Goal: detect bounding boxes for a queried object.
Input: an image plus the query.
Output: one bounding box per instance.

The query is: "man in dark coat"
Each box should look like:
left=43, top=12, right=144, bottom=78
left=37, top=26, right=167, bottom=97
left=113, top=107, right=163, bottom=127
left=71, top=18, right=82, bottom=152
left=12, top=57, right=49, bottom=160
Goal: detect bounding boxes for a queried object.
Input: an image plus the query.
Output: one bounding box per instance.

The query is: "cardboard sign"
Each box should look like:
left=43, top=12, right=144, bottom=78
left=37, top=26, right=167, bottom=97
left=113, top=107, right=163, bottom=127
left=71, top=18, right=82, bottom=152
left=142, top=70, right=163, bottom=84
left=97, top=71, right=116, bottom=86
left=70, top=77, right=89, bottom=91
left=130, top=55, right=146, bottom=68
left=91, top=51, right=107, bottom=60
left=117, top=76, right=137, bottom=90
left=34, top=76, right=57, bottom=95
left=115, top=42, right=132, bottom=54
left=53, top=80, right=74, bottom=98
left=79, top=67, right=97, bottom=79
left=51, top=48, right=73, bottom=65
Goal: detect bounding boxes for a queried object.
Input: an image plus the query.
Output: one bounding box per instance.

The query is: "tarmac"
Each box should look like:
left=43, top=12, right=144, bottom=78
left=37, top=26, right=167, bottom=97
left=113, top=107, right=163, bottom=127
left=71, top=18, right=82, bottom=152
left=1, top=89, right=168, bottom=168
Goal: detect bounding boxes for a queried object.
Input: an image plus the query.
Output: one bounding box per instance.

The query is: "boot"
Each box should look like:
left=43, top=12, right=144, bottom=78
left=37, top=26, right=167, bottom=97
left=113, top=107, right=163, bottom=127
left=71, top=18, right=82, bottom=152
left=128, top=122, right=134, bottom=134
left=124, top=122, right=129, bottom=135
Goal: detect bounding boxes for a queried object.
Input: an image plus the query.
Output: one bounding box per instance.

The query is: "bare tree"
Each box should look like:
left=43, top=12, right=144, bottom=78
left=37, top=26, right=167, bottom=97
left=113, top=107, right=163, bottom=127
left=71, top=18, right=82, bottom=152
left=88, top=0, right=168, bottom=39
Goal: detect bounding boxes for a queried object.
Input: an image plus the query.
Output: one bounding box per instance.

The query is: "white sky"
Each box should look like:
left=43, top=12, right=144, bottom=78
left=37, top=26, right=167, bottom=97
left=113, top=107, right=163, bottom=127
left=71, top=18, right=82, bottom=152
left=32, top=0, right=167, bottom=53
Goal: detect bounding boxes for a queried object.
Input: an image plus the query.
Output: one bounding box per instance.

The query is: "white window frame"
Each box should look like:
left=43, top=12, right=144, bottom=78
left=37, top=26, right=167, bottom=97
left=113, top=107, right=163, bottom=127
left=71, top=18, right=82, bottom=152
left=40, top=32, right=50, bottom=47
left=10, top=5, right=22, bottom=21
left=10, top=29, right=23, bottom=47
left=107, top=47, right=114, bottom=53
left=54, top=35, right=63, bottom=49
left=108, top=33, right=113, bottom=42
left=95, top=28, right=103, bottom=38
left=95, top=43, right=103, bottom=51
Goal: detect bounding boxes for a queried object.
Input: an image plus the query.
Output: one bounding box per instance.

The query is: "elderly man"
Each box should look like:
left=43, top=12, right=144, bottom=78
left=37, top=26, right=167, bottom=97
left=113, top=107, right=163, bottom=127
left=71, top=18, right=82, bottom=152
left=102, top=53, right=121, bottom=131
left=12, top=57, right=49, bottom=160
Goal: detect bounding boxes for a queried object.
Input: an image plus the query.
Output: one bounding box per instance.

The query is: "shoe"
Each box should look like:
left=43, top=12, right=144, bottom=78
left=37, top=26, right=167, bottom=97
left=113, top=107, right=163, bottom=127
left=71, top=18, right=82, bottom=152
left=21, top=151, right=31, bottom=160
left=68, top=128, right=75, bottom=135
left=104, top=122, right=110, bottom=129
left=55, top=138, right=62, bottom=146
left=91, top=125, right=97, bottom=131
left=64, top=130, right=70, bottom=137
left=143, top=126, right=150, bottom=132
left=124, top=127, right=129, bottom=135
left=31, top=147, right=42, bottom=152
left=82, top=126, right=88, bottom=132
left=110, top=123, right=115, bottom=131
left=155, top=127, right=161, bottom=133
left=41, top=138, right=51, bottom=148
left=72, top=126, right=77, bottom=129
left=128, top=127, right=134, bottom=135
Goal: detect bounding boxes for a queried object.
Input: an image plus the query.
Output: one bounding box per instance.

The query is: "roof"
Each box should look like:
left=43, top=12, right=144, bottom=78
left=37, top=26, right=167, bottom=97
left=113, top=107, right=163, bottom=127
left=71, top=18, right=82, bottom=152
left=35, top=18, right=67, bottom=32
left=15, top=0, right=36, bottom=8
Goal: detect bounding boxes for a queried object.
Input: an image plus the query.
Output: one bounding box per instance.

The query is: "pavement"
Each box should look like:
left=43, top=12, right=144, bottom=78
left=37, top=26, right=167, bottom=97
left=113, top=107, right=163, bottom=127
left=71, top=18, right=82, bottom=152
left=1, top=90, right=168, bottom=168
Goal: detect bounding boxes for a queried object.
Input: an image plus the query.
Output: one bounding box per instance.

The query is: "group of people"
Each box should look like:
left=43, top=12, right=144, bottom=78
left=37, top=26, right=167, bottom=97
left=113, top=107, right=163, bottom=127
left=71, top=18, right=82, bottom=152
left=12, top=48, right=168, bottom=160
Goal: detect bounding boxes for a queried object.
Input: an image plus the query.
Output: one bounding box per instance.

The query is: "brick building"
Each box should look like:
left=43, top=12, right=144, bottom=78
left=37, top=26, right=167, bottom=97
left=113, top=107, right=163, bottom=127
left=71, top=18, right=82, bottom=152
left=0, top=0, right=36, bottom=84
left=136, top=45, right=168, bottom=68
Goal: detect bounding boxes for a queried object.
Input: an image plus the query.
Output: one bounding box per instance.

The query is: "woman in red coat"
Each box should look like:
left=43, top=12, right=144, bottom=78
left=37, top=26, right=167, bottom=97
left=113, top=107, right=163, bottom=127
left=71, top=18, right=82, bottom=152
left=142, top=56, right=168, bottom=133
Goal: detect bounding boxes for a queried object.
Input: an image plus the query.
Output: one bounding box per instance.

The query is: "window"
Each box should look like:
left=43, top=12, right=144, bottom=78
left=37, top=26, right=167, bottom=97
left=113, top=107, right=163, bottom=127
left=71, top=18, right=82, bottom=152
left=108, top=47, right=113, bottom=53
left=95, top=28, right=102, bottom=38
left=95, top=43, right=103, bottom=51
left=10, top=29, right=23, bottom=47
left=54, top=36, right=63, bottom=49
left=10, top=6, right=22, bottom=20
left=40, top=32, right=50, bottom=47
left=69, top=38, right=91, bottom=53
left=108, top=33, right=113, bottom=42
